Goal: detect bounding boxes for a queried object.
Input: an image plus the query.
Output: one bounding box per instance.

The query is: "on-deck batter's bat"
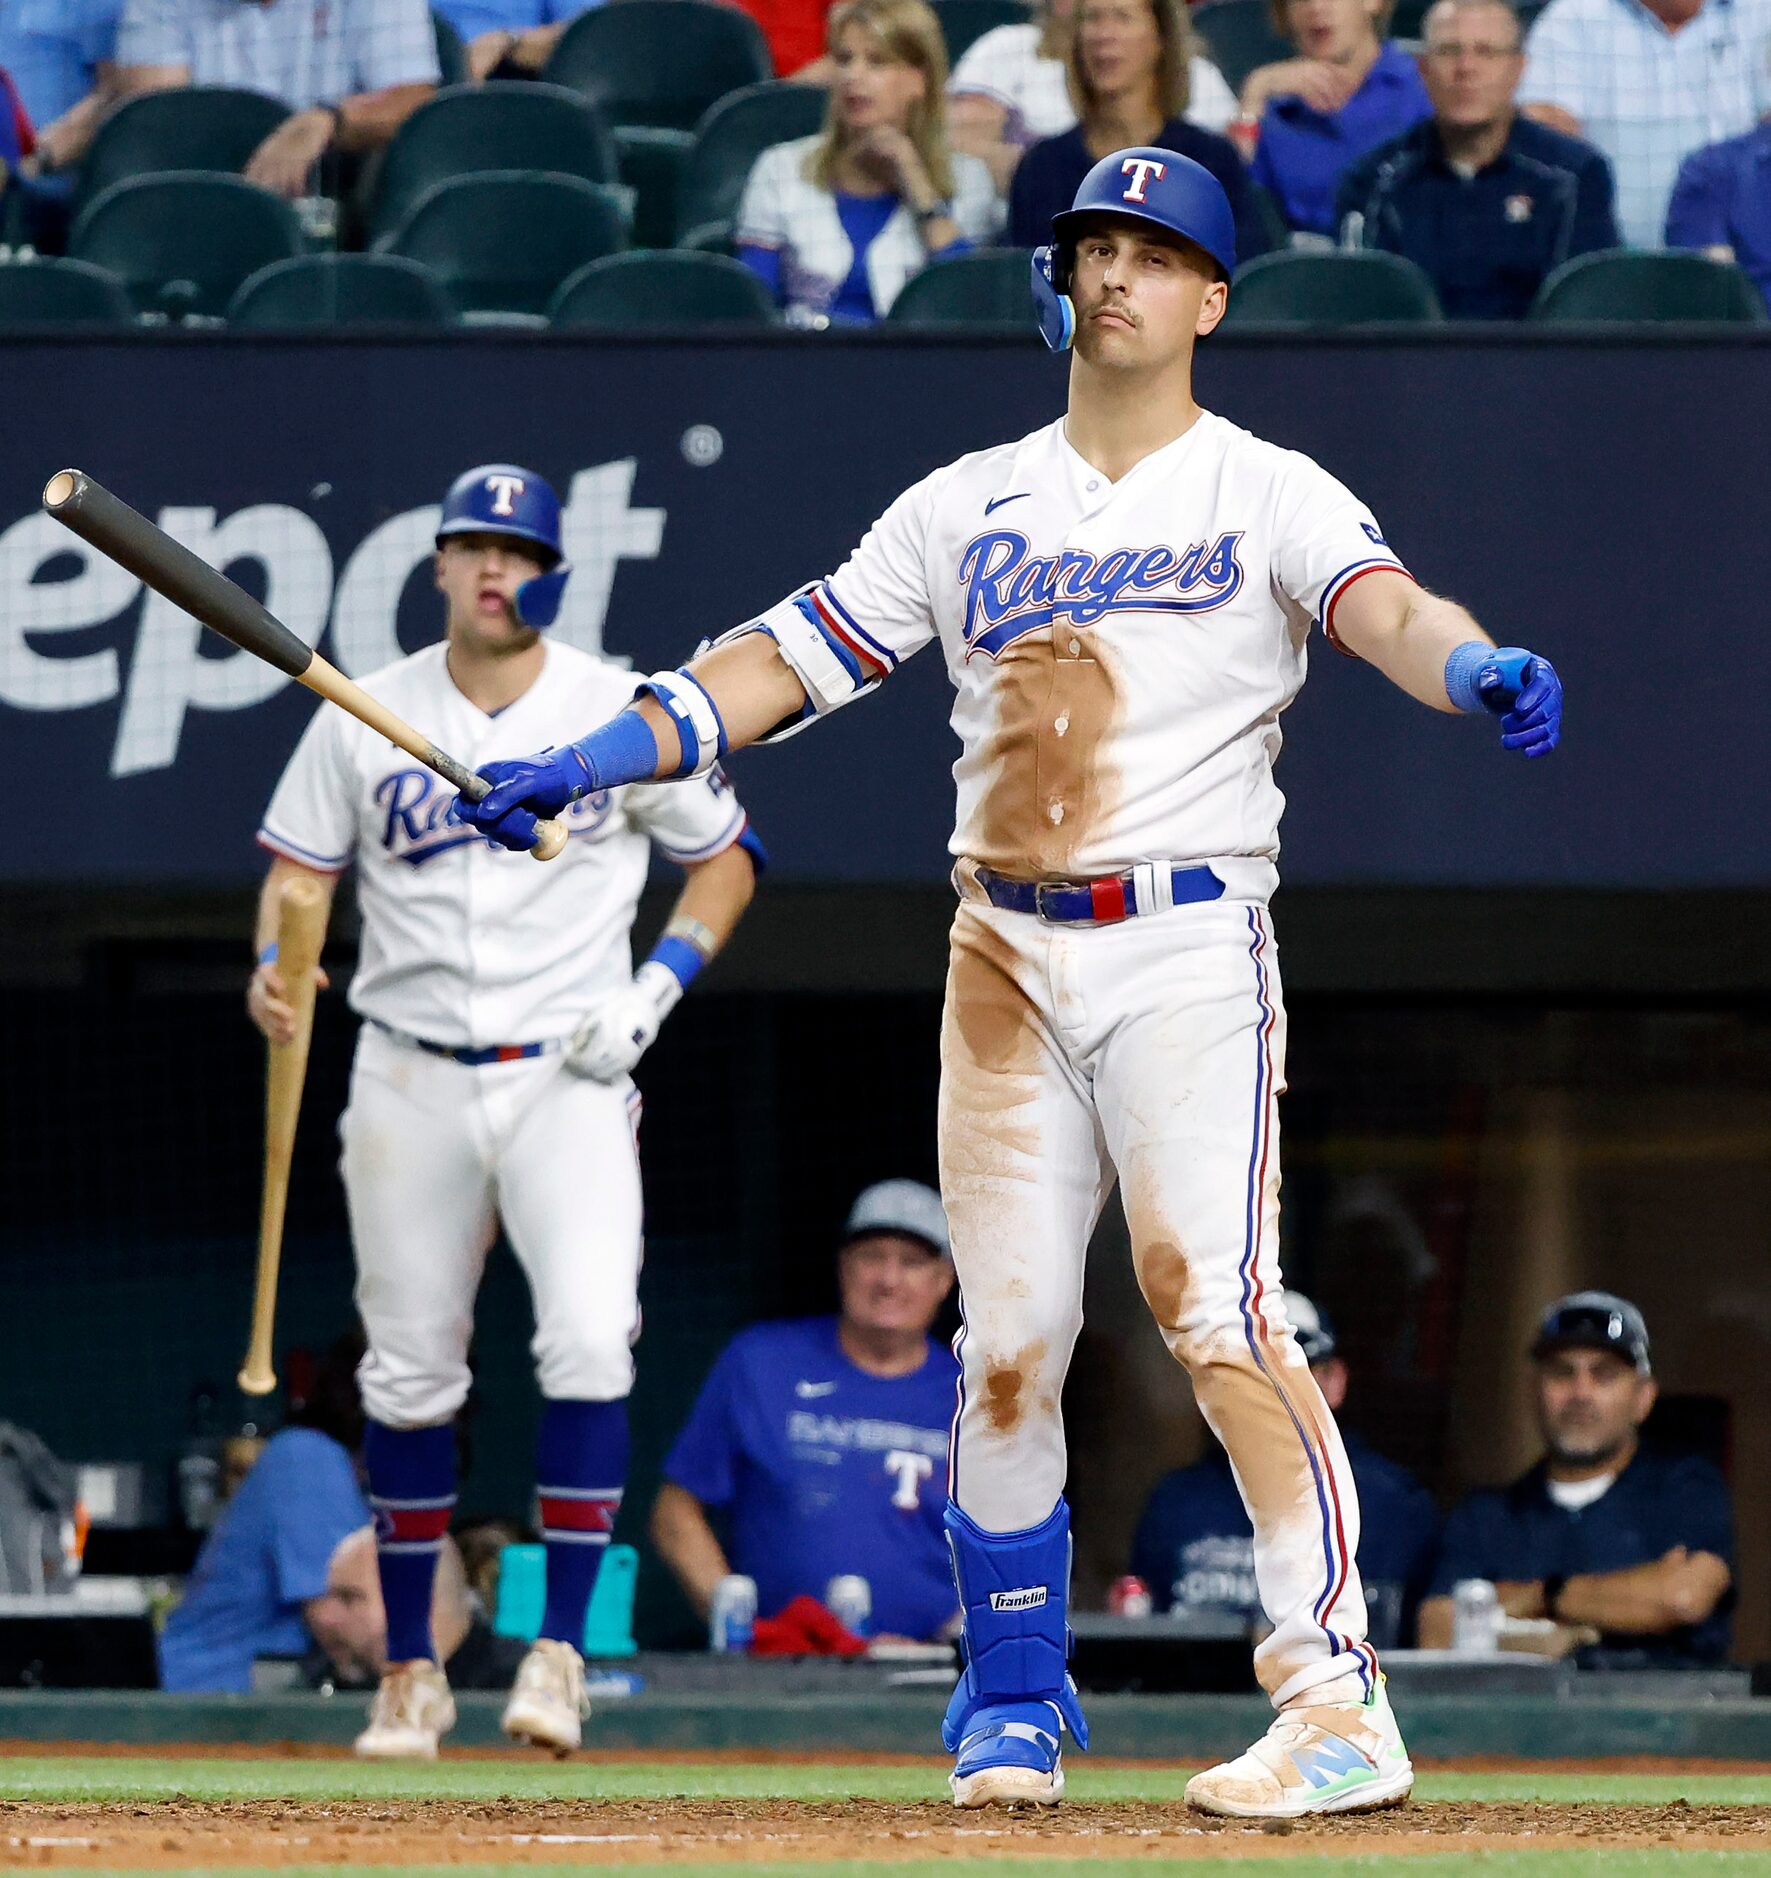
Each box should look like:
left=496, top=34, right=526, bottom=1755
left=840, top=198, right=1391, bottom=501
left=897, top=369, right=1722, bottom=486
left=41, top=469, right=568, bottom=862
left=238, top=873, right=328, bottom=1397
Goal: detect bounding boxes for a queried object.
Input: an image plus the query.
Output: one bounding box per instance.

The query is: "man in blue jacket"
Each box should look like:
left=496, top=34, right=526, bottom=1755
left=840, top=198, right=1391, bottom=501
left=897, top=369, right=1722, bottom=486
left=1336, top=0, right=1616, bottom=317
left=1130, top=1293, right=1439, bottom=1651
left=1420, top=1292, right=1733, bottom=1664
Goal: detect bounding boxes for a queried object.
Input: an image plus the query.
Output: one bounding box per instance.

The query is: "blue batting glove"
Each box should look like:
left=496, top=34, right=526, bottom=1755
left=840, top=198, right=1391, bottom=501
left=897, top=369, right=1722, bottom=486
left=1445, top=644, right=1563, bottom=759
left=456, top=747, right=592, bottom=852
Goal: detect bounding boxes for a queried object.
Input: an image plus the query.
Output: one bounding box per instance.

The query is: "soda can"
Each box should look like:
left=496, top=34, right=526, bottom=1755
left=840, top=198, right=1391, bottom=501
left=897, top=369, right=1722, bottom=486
left=709, top=1573, right=757, bottom=1653
left=1107, top=1574, right=1154, bottom=1618
left=826, top=1573, right=872, bottom=1637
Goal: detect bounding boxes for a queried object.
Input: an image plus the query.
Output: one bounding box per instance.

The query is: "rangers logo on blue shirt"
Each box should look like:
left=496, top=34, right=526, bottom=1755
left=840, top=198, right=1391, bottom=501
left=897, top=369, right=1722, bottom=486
left=958, top=529, right=1245, bottom=660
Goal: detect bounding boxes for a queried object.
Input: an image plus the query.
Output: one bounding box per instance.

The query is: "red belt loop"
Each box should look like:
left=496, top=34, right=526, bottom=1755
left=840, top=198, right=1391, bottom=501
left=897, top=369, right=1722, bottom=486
left=1089, top=878, right=1131, bottom=923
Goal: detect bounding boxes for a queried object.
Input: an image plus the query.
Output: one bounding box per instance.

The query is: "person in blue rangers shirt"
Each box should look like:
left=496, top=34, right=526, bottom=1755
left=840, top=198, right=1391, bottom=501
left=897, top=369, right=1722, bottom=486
left=1419, top=1292, right=1734, bottom=1664
left=651, top=1180, right=961, bottom=1643
left=1128, top=1293, right=1438, bottom=1650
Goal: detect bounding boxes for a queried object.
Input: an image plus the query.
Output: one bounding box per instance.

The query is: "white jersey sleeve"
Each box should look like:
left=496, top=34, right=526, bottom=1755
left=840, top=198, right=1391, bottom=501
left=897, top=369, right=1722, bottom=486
left=258, top=702, right=357, bottom=873
left=1270, top=453, right=1412, bottom=654
left=624, top=764, right=750, bottom=865
left=714, top=465, right=947, bottom=743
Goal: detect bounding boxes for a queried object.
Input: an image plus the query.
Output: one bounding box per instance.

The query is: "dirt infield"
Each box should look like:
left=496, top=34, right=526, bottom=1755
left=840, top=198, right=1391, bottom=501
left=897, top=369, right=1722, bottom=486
left=4, top=1796, right=1770, bottom=1865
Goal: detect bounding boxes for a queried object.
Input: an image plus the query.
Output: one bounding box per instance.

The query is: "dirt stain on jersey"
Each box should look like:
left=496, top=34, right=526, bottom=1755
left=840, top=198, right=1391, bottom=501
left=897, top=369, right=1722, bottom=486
left=970, top=627, right=1123, bottom=879
left=982, top=1339, right=1047, bottom=1434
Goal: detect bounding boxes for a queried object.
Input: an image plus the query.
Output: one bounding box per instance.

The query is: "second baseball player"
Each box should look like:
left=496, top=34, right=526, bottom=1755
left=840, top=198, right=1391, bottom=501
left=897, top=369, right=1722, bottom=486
left=250, top=464, right=764, bottom=1758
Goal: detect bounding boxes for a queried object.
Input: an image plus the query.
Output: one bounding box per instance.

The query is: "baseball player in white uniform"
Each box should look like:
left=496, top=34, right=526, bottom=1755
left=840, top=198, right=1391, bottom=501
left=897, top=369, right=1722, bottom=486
left=249, top=464, right=763, bottom=1760
left=455, top=152, right=1563, bottom=1813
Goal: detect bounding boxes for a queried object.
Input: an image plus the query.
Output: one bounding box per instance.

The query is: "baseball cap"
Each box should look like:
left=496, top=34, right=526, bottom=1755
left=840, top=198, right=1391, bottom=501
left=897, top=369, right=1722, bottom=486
left=1531, top=1291, right=1651, bottom=1376
left=1283, top=1290, right=1337, bottom=1366
left=843, top=1179, right=950, bottom=1261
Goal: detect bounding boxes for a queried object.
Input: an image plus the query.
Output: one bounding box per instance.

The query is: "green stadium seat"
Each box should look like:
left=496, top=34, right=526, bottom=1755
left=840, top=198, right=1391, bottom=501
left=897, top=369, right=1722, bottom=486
left=1528, top=250, right=1768, bottom=323
left=386, top=171, right=627, bottom=315
left=544, top=0, right=773, bottom=132
left=0, top=256, right=135, bottom=329
left=886, top=249, right=1034, bottom=329
left=431, top=7, right=469, bottom=84
left=1189, top=0, right=1292, bottom=94
left=1389, top=0, right=1431, bottom=37
left=70, top=173, right=305, bottom=319
left=368, top=84, right=616, bottom=244
left=75, top=86, right=291, bottom=216
left=614, top=126, right=694, bottom=249
left=676, top=80, right=830, bottom=252
left=550, top=250, right=777, bottom=326
left=227, top=253, right=457, bottom=328
left=1225, top=249, right=1442, bottom=324
left=931, top=0, right=1035, bottom=62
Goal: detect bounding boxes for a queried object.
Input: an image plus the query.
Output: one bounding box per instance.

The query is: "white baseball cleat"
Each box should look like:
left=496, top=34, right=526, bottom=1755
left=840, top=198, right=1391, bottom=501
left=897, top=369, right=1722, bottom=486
left=949, top=1701, right=1067, bottom=1808
left=501, top=1637, right=590, bottom=1757
left=353, top=1659, right=457, bottom=1760
left=1185, top=1677, right=1413, bottom=1819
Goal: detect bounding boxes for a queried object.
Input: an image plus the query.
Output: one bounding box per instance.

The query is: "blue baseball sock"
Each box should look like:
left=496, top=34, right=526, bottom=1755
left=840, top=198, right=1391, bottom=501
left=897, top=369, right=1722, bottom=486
left=364, top=1421, right=456, bottom=1667
left=536, top=1398, right=629, bottom=1648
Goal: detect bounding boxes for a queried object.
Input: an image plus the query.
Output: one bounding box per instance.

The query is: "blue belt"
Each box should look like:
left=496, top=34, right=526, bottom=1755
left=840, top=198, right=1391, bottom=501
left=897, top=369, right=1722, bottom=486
left=974, top=862, right=1224, bottom=925
left=371, top=1019, right=567, bottom=1066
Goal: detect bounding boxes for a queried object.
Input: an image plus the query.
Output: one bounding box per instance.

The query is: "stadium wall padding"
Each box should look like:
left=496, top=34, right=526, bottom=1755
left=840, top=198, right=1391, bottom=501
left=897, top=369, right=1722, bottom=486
left=2, top=330, right=1768, bottom=887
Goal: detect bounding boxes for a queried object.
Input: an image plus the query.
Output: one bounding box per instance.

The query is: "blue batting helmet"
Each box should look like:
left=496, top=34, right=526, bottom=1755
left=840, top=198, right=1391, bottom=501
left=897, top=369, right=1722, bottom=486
left=435, top=463, right=570, bottom=629
left=1031, top=147, right=1237, bottom=351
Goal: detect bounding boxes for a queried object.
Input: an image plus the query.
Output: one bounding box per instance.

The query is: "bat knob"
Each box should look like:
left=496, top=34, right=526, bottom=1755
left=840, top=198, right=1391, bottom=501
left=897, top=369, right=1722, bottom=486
left=530, top=818, right=569, bottom=863
left=237, top=1364, right=277, bottom=1396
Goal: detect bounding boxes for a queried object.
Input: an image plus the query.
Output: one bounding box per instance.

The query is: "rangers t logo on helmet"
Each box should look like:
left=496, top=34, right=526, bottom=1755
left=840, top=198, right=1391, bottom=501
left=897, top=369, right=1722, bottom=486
left=1119, top=156, right=1167, bottom=203
left=435, top=462, right=571, bottom=629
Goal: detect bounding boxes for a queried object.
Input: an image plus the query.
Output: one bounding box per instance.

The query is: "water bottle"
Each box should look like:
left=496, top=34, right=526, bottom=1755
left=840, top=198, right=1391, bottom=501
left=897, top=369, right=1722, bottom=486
left=1107, top=1574, right=1154, bottom=1618
left=826, top=1573, right=872, bottom=1638
left=1451, top=1577, right=1501, bottom=1653
left=709, top=1573, right=757, bottom=1652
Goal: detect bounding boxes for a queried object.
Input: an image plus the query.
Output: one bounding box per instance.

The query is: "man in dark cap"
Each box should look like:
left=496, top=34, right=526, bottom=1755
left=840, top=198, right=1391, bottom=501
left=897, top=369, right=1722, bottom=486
left=1420, top=1291, right=1733, bottom=1663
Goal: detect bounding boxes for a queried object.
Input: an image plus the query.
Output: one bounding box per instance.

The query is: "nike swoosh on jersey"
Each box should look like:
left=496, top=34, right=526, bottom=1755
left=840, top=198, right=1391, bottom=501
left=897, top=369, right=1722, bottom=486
left=795, top=1380, right=839, bottom=1398
left=984, top=493, right=1031, bottom=514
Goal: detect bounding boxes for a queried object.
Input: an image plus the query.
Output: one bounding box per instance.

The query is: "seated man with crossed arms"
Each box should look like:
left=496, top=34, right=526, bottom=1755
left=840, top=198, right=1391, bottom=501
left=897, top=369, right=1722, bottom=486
left=1420, top=1292, right=1734, bottom=1663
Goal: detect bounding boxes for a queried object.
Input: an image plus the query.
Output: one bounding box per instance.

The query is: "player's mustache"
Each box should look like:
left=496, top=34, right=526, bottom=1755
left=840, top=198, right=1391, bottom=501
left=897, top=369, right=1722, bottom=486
left=1079, top=291, right=1142, bottom=327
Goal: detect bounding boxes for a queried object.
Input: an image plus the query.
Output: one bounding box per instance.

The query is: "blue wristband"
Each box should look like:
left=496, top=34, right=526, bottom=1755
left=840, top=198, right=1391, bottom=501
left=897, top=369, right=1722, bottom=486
left=1443, top=641, right=1492, bottom=714
left=257, top=942, right=278, bottom=966
left=647, top=933, right=707, bottom=994
left=566, top=707, right=661, bottom=795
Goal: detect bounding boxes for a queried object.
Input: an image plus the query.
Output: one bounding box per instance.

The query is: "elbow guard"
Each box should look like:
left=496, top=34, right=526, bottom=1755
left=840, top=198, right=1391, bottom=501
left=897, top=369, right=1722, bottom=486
left=707, top=584, right=881, bottom=744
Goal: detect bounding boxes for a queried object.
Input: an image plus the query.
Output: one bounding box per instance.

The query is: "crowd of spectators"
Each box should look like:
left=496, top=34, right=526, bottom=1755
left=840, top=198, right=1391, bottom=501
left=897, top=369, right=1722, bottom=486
left=0, top=0, right=1763, bottom=323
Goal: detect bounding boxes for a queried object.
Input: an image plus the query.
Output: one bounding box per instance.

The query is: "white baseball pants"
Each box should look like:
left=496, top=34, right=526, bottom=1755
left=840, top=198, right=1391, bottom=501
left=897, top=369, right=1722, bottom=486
left=342, top=1025, right=644, bottom=1429
left=940, top=892, right=1376, bottom=1708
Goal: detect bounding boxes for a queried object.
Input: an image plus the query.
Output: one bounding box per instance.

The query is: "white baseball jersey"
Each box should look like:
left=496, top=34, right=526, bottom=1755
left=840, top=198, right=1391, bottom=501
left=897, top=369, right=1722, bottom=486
left=947, top=23, right=1238, bottom=140
left=746, top=412, right=1409, bottom=888
left=259, top=640, right=749, bottom=1047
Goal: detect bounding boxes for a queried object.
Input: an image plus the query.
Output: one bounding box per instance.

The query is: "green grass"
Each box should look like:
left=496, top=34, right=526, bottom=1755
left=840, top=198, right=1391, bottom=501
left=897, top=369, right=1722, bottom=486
left=4, top=1757, right=1771, bottom=1806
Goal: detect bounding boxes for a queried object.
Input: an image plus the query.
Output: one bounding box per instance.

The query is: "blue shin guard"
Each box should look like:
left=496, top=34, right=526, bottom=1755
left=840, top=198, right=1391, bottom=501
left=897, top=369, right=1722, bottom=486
left=943, top=1498, right=1089, bottom=1787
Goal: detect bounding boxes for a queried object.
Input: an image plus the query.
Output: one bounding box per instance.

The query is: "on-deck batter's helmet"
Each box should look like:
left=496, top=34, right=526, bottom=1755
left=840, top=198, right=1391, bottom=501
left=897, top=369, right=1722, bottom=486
left=435, top=463, right=570, bottom=628
left=1031, top=147, right=1237, bottom=351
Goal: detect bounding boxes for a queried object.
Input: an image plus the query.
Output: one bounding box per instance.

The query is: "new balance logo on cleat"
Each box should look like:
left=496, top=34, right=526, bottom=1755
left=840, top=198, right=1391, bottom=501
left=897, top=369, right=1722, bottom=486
left=989, top=1586, right=1049, bottom=1611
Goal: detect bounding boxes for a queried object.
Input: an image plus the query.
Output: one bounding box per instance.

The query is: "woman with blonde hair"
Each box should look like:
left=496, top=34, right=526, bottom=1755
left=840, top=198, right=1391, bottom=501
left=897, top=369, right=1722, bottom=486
left=947, top=0, right=1237, bottom=192
left=736, top=0, right=999, bottom=326
left=1007, top=0, right=1264, bottom=261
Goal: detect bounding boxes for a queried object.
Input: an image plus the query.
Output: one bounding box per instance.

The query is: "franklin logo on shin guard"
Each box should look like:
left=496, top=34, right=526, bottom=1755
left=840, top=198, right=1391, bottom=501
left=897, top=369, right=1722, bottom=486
left=989, top=1586, right=1049, bottom=1612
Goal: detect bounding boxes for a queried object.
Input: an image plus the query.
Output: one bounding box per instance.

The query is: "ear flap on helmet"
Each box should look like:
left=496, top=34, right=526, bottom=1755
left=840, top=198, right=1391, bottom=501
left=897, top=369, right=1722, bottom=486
left=1030, top=245, right=1074, bottom=352
left=513, top=562, right=571, bottom=629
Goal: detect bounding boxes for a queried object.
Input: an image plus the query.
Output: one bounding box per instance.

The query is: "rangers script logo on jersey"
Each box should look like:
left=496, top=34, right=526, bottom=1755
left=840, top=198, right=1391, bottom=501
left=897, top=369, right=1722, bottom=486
left=958, top=528, right=1245, bottom=659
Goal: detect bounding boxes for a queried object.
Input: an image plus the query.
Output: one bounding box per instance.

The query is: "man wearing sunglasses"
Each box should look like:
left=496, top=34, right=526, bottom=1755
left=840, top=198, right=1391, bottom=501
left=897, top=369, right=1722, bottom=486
left=1419, top=1292, right=1733, bottom=1663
